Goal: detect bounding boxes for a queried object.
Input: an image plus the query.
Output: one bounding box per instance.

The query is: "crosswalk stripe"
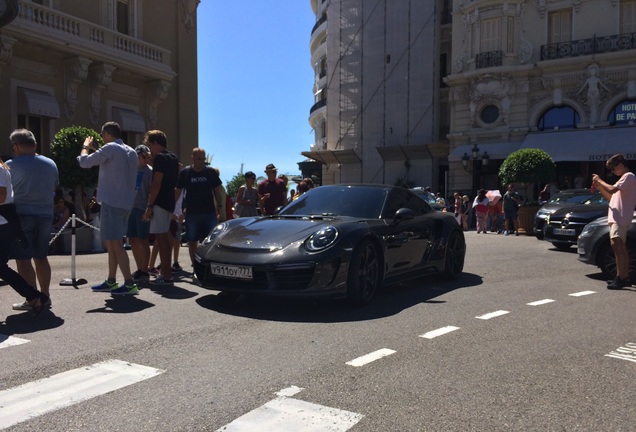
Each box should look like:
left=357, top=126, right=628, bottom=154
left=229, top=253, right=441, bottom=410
left=476, top=310, right=509, bottom=320
left=419, top=326, right=460, bottom=339
left=0, top=359, right=164, bottom=429
left=0, top=335, right=29, bottom=349
left=527, top=299, right=555, bottom=306
left=216, top=396, right=363, bottom=432
left=346, top=348, right=396, bottom=367
left=569, top=290, right=596, bottom=297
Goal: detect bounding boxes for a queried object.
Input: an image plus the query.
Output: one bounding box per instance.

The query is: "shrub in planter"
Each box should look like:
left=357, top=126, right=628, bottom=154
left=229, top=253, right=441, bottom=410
left=499, top=148, right=556, bottom=189
left=50, top=126, right=102, bottom=219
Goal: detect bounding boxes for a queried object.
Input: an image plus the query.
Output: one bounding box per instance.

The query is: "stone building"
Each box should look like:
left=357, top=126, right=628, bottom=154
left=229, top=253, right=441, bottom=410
left=303, top=0, right=452, bottom=190
left=446, top=0, right=636, bottom=198
left=0, top=0, right=199, bottom=162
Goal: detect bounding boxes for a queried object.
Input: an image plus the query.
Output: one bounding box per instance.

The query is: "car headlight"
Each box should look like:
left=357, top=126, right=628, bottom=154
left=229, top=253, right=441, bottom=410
left=202, top=222, right=229, bottom=245
left=305, top=226, right=339, bottom=252
left=580, top=223, right=600, bottom=238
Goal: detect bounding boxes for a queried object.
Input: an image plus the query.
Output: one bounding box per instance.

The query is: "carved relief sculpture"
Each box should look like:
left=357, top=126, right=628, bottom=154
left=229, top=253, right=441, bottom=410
left=64, top=56, right=91, bottom=120
left=179, top=0, right=200, bottom=33
left=147, top=80, right=171, bottom=129
left=89, top=63, right=116, bottom=125
left=577, top=63, right=609, bottom=124
left=467, top=74, right=514, bottom=126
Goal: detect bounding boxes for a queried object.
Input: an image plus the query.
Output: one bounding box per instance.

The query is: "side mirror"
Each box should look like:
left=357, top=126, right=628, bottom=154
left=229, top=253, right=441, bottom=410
left=392, top=208, right=415, bottom=224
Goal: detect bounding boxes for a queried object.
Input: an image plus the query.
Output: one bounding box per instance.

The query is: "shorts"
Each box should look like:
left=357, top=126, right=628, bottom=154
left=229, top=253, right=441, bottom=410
left=504, top=209, right=518, bottom=222
left=100, top=204, right=131, bottom=241
left=149, top=205, right=172, bottom=234
left=186, top=212, right=217, bottom=242
left=127, top=207, right=150, bottom=239
left=609, top=223, right=629, bottom=242
left=10, top=215, right=52, bottom=260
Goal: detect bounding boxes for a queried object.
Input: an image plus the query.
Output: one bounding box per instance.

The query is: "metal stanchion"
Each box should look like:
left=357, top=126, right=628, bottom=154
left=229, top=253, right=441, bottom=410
left=59, top=214, right=88, bottom=287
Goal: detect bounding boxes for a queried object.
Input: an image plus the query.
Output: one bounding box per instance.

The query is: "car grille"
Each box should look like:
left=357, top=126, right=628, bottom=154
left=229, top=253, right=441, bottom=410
left=194, top=261, right=316, bottom=291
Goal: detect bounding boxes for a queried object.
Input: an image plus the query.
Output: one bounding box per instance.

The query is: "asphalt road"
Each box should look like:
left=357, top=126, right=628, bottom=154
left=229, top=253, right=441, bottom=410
left=0, top=232, right=634, bottom=431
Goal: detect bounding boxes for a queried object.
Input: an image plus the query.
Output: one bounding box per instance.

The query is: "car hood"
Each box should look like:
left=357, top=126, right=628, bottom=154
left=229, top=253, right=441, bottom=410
left=215, top=216, right=354, bottom=251
left=550, top=203, right=608, bottom=219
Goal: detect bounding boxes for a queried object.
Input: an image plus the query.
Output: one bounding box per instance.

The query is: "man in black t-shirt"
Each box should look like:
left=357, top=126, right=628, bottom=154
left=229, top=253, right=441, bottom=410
left=175, top=147, right=224, bottom=265
left=143, top=130, right=179, bottom=284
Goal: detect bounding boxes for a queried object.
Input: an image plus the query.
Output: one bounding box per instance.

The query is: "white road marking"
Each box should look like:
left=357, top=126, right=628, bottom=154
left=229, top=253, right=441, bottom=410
left=0, top=359, right=164, bottom=429
left=346, top=348, right=396, bottom=367
left=419, top=326, right=460, bottom=339
left=569, top=290, right=596, bottom=297
left=606, top=342, right=636, bottom=363
left=276, top=385, right=304, bottom=397
left=0, top=335, right=29, bottom=349
left=476, top=310, right=509, bottom=320
left=216, top=396, right=363, bottom=432
left=527, top=299, right=555, bottom=306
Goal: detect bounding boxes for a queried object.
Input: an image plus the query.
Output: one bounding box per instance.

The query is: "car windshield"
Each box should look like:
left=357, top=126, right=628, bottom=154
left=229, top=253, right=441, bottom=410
left=411, top=189, right=438, bottom=205
left=584, top=194, right=609, bottom=205
left=547, top=190, right=596, bottom=204
left=279, top=185, right=388, bottom=219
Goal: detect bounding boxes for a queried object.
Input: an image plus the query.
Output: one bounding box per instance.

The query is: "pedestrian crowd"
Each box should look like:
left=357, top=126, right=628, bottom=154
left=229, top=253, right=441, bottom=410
left=0, top=123, right=312, bottom=315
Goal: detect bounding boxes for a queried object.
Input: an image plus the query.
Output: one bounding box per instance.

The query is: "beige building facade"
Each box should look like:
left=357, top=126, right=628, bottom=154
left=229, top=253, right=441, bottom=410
left=0, top=0, right=199, bottom=162
left=447, top=0, right=636, bottom=199
left=304, top=0, right=452, bottom=190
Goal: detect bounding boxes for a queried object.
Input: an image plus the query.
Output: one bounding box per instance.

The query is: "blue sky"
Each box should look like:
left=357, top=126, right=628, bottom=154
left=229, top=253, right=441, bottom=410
left=197, top=2, right=316, bottom=184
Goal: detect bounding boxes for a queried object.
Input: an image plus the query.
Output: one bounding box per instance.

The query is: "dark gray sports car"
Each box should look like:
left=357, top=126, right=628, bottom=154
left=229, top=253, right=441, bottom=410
left=193, top=184, right=466, bottom=305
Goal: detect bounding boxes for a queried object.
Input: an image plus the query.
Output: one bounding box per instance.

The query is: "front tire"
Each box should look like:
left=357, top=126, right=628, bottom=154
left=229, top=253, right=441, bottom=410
left=599, top=241, right=636, bottom=280
left=442, top=230, right=465, bottom=279
left=346, top=239, right=381, bottom=305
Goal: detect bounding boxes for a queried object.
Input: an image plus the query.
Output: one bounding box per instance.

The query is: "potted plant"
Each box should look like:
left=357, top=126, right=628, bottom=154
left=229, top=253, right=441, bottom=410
left=498, top=148, right=556, bottom=235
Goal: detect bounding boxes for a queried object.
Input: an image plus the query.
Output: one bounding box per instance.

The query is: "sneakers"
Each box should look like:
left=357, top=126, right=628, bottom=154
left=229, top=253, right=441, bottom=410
left=607, top=277, right=631, bottom=290
left=150, top=275, right=174, bottom=286
left=14, top=296, right=52, bottom=312
left=91, top=280, right=118, bottom=292
left=148, top=267, right=160, bottom=276
left=171, top=262, right=183, bottom=272
left=111, top=283, right=140, bottom=295
left=28, top=294, right=51, bottom=316
left=12, top=301, right=33, bottom=311
left=132, top=270, right=150, bottom=282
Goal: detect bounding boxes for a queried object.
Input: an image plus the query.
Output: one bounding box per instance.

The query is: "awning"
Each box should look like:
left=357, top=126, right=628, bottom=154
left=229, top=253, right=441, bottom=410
left=17, top=88, right=60, bottom=118
left=112, top=108, right=146, bottom=133
left=301, top=149, right=361, bottom=165
left=449, top=142, right=521, bottom=161
left=520, top=128, right=636, bottom=161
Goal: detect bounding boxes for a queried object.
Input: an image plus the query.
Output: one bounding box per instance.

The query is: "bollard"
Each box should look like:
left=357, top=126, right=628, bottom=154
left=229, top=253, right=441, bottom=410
left=59, top=214, right=88, bottom=287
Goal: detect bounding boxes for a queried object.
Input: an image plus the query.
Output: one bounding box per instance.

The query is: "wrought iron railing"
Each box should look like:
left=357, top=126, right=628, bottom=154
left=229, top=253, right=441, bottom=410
left=475, top=50, right=503, bottom=69
left=541, top=32, right=636, bottom=60
left=310, top=99, right=326, bottom=115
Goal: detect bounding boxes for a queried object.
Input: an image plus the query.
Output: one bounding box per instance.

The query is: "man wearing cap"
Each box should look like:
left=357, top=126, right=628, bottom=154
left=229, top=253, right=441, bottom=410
left=127, top=145, right=153, bottom=282
left=258, top=163, right=287, bottom=215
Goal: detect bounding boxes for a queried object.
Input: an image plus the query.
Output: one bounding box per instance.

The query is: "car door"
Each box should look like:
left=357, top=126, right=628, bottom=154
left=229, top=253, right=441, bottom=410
left=379, top=189, right=433, bottom=275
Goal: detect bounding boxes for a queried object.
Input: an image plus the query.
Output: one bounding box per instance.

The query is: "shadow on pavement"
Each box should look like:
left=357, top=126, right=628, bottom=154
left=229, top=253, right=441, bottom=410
left=195, top=272, right=484, bottom=323
left=86, top=295, right=155, bottom=314
left=142, top=282, right=199, bottom=300
left=0, top=309, right=65, bottom=335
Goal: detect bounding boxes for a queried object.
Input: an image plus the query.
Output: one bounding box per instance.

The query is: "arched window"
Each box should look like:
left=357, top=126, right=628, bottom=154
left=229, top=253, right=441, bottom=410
left=608, top=100, right=636, bottom=126
left=537, top=106, right=580, bottom=131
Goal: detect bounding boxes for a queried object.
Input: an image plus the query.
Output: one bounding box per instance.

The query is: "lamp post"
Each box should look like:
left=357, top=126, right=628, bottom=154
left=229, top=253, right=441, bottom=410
left=461, top=144, right=490, bottom=193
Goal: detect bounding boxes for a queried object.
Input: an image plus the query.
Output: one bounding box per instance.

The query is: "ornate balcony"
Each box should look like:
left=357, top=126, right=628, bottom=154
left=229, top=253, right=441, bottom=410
left=541, top=32, right=636, bottom=60
left=475, top=50, right=503, bottom=69
left=310, top=98, right=326, bottom=115
left=8, top=1, right=174, bottom=80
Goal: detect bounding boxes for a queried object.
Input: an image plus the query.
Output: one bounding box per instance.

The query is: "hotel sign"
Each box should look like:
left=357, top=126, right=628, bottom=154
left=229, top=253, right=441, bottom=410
left=614, top=102, right=636, bottom=122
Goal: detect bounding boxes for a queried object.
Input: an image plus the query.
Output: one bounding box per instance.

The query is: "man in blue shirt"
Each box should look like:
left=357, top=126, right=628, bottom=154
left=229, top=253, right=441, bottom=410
left=7, top=129, right=58, bottom=311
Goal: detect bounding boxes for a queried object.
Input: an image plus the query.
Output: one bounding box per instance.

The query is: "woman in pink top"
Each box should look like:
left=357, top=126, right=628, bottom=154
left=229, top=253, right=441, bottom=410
left=472, top=189, right=489, bottom=234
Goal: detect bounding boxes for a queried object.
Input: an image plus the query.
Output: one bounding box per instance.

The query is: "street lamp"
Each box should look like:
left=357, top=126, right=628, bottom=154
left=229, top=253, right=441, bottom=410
left=461, top=144, right=491, bottom=192
left=461, top=144, right=490, bottom=171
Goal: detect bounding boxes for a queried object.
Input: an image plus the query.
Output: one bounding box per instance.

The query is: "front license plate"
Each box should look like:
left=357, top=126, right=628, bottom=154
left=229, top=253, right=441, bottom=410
left=210, top=263, right=253, bottom=280
left=553, top=228, right=576, bottom=236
